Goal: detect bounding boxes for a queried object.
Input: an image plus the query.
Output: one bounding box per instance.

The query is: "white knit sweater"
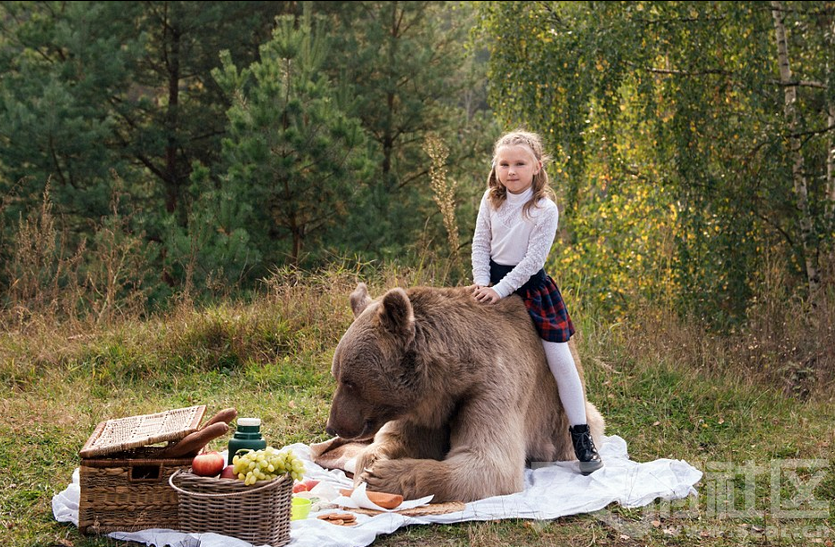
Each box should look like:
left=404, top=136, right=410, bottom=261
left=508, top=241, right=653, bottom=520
left=471, top=187, right=559, bottom=298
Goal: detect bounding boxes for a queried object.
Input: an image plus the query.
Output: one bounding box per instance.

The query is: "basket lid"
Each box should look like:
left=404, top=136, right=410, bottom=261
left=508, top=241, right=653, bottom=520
left=79, top=405, right=207, bottom=458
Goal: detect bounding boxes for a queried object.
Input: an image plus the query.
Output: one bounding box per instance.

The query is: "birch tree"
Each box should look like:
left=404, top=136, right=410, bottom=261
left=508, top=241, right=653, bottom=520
left=771, top=0, right=820, bottom=296
left=478, top=1, right=835, bottom=319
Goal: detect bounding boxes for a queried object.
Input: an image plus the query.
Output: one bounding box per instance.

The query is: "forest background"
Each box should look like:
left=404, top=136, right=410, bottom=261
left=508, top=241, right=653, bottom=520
left=3, top=0, right=834, bottom=390
left=1, top=2, right=835, bottom=545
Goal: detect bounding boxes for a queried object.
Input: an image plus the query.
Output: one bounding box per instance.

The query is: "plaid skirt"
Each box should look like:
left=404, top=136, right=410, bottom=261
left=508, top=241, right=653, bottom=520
left=490, top=260, right=575, bottom=343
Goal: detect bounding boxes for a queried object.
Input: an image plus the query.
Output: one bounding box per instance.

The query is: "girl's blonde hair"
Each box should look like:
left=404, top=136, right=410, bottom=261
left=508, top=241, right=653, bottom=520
left=487, top=130, right=554, bottom=215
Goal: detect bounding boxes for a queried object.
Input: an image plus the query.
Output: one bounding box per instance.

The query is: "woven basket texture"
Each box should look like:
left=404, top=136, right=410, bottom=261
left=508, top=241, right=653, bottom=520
left=170, top=470, right=293, bottom=547
left=79, top=405, right=206, bottom=458
left=78, top=451, right=192, bottom=534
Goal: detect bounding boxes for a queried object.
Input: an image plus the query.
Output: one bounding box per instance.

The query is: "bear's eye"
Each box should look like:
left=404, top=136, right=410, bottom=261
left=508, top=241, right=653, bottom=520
left=342, top=379, right=356, bottom=391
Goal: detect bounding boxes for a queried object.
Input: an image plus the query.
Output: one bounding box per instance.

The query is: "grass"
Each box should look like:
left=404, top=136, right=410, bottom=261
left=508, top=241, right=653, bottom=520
left=1, top=269, right=834, bottom=547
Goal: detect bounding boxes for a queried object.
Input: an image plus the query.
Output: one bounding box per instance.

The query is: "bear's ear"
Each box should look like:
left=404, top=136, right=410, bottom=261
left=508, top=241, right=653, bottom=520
left=350, top=283, right=373, bottom=317
left=378, top=288, right=415, bottom=343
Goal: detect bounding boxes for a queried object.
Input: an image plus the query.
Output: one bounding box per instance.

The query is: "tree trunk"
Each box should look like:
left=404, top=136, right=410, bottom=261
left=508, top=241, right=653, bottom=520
left=165, top=23, right=181, bottom=216
left=380, top=2, right=400, bottom=190
left=291, top=227, right=302, bottom=268
left=771, top=1, right=820, bottom=297
left=825, top=12, right=835, bottom=238
left=828, top=104, right=835, bottom=224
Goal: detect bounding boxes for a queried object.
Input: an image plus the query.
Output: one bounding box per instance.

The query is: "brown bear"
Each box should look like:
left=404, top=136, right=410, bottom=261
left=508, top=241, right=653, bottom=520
left=325, top=282, right=605, bottom=503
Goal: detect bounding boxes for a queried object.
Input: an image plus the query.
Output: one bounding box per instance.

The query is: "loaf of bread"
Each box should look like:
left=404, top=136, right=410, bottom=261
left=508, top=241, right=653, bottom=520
left=340, top=487, right=404, bottom=509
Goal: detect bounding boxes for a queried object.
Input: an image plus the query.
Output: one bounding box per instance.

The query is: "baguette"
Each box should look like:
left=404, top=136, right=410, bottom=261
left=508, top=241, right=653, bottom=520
left=201, top=407, right=237, bottom=429
left=340, top=488, right=404, bottom=509
left=159, top=422, right=229, bottom=458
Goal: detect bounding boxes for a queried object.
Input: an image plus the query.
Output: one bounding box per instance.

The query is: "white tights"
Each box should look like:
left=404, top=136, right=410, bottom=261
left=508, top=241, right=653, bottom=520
left=542, top=340, right=587, bottom=426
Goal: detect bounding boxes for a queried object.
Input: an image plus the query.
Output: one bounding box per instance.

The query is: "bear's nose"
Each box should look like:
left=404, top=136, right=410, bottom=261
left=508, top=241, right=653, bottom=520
left=325, top=414, right=339, bottom=437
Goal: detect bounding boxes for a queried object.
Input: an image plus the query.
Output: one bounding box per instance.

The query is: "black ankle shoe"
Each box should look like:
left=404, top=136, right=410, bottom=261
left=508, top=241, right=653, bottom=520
left=569, top=424, right=604, bottom=475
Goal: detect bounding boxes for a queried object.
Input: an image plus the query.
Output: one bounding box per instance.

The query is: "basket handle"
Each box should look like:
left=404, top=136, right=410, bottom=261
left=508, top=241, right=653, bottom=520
left=168, top=469, right=289, bottom=498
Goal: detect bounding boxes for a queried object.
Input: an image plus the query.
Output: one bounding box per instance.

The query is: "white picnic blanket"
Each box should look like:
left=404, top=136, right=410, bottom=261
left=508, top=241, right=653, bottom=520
left=53, top=435, right=702, bottom=547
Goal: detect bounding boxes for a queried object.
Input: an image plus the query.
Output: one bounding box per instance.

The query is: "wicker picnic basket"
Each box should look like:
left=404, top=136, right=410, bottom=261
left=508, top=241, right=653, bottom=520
left=77, top=405, right=206, bottom=534
left=169, top=470, right=293, bottom=547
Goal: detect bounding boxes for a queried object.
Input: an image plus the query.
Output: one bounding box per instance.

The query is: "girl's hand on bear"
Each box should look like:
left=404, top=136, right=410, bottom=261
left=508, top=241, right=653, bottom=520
left=473, top=286, right=500, bottom=304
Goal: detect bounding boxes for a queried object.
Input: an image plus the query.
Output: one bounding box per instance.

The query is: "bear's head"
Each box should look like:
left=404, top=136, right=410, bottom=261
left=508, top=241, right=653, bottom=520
left=326, top=283, right=422, bottom=440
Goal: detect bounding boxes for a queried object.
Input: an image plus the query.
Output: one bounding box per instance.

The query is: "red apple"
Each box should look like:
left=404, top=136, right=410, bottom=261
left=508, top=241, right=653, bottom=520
left=302, top=479, right=319, bottom=490
left=192, top=451, right=225, bottom=477
left=292, top=482, right=308, bottom=493
left=220, top=465, right=236, bottom=479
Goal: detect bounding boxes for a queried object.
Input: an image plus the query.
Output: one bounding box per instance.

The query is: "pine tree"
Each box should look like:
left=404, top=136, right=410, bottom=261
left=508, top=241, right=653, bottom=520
left=212, top=10, right=371, bottom=267
left=316, top=1, right=473, bottom=254
left=0, top=2, right=139, bottom=232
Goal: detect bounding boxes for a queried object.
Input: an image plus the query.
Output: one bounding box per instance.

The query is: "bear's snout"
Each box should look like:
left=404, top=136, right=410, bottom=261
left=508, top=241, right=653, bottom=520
left=325, top=413, right=376, bottom=441
left=326, top=387, right=377, bottom=440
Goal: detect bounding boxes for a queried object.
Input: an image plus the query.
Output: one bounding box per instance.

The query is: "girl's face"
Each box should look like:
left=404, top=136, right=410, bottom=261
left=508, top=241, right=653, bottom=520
left=494, top=145, right=541, bottom=195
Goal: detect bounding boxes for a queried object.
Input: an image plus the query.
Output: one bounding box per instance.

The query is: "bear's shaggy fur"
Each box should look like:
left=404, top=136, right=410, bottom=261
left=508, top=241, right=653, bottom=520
left=325, top=283, right=605, bottom=503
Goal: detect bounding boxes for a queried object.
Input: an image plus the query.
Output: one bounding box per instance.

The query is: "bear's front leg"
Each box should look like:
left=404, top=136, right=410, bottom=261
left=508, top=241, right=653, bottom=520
left=363, top=458, right=449, bottom=501
left=354, top=421, right=447, bottom=488
left=353, top=442, right=391, bottom=486
left=364, top=406, right=528, bottom=502
left=363, top=447, right=525, bottom=503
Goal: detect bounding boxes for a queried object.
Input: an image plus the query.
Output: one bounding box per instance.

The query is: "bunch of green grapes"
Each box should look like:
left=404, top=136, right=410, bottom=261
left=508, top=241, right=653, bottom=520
left=231, top=446, right=305, bottom=485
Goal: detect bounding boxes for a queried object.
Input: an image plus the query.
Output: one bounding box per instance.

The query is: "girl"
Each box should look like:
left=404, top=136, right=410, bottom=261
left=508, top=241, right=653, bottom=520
left=470, top=130, right=603, bottom=474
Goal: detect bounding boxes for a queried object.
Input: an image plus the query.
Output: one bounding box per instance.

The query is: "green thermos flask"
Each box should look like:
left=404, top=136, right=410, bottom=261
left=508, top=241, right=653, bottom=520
left=227, top=417, right=267, bottom=465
